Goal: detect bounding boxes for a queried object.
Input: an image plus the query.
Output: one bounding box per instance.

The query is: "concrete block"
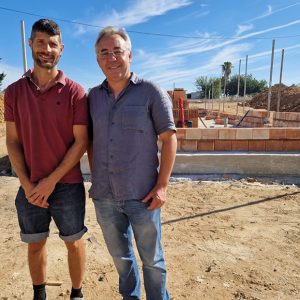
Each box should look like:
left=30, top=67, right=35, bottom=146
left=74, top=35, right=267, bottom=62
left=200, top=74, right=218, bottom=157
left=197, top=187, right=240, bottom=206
left=252, top=128, right=270, bottom=140
left=202, top=129, right=219, bottom=140
left=186, top=128, right=202, bottom=140
left=236, top=128, right=253, bottom=140
left=218, top=128, right=237, bottom=140
left=172, top=153, right=300, bottom=176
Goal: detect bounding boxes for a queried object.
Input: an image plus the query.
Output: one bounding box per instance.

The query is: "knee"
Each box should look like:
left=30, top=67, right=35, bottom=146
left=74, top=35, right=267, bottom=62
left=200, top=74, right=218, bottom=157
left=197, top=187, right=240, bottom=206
left=28, top=240, right=47, bottom=254
left=65, top=239, right=83, bottom=252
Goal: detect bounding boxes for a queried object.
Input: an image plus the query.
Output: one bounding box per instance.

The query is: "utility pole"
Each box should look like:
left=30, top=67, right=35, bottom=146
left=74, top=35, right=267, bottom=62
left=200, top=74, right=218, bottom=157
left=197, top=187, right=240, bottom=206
left=237, top=59, right=241, bottom=97
left=243, top=55, right=248, bottom=113
left=277, top=49, right=284, bottom=112
left=267, top=39, right=275, bottom=114
left=21, top=20, right=28, bottom=73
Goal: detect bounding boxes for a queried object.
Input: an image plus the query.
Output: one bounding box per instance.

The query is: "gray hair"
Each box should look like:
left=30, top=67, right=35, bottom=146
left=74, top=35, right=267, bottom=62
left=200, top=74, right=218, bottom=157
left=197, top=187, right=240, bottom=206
left=95, top=26, right=132, bottom=50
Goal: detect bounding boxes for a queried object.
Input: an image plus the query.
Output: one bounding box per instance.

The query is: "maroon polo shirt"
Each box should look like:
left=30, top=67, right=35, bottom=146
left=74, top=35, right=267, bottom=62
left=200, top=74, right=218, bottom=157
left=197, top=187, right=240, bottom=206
left=4, top=70, right=88, bottom=183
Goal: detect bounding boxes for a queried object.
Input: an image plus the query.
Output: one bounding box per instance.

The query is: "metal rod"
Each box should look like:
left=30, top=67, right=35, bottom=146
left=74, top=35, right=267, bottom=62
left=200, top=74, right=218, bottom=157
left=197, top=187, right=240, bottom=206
left=21, top=20, right=27, bottom=73
left=237, top=59, right=241, bottom=97
left=243, top=55, right=248, bottom=113
left=267, top=39, right=275, bottom=114
left=277, top=49, right=284, bottom=112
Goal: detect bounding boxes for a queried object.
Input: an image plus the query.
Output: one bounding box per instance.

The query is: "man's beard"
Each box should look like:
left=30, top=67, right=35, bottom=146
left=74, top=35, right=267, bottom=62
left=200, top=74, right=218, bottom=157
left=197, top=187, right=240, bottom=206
left=33, top=52, right=60, bottom=70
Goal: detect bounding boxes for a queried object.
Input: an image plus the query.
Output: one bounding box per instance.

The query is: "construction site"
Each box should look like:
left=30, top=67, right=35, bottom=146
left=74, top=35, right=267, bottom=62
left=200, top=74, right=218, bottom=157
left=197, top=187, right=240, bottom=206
left=0, top=90, right=300, bottom=299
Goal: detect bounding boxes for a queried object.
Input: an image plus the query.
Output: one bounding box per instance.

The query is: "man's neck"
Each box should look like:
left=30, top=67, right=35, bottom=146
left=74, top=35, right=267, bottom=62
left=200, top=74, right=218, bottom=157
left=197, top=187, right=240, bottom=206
left=32, top=66, right=59, bottom=91
left=108, top=77, right=131, bottom=99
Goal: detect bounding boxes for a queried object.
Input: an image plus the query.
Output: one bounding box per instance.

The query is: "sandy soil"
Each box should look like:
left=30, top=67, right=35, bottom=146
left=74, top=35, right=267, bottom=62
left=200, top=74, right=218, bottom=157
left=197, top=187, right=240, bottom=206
left=1, top=96, right=299, bottom=299
left=0, top=176, right=299, bottom=300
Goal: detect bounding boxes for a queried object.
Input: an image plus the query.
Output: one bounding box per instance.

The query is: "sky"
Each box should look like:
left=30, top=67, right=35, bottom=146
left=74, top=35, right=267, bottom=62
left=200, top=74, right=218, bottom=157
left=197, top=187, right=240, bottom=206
left=1, top=0, right=300, bottom=93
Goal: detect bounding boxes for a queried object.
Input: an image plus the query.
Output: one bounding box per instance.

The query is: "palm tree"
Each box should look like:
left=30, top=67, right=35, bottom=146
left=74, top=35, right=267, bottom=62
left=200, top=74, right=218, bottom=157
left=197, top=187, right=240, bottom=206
left=221, top=61, right=233, bottom=97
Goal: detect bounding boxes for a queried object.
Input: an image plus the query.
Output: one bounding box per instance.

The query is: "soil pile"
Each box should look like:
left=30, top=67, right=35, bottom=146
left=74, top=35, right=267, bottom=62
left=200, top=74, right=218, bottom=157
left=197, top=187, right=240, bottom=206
left=0, top=93, right=4, bottom=123
left=247, top=84, right=300, bottom=112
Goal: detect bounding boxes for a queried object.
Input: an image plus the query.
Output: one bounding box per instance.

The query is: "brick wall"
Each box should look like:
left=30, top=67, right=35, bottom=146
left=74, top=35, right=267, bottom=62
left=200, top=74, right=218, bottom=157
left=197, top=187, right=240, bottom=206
left=200, top=108, right=300, bottom=128
left=175, top=128, right=300, bottom=152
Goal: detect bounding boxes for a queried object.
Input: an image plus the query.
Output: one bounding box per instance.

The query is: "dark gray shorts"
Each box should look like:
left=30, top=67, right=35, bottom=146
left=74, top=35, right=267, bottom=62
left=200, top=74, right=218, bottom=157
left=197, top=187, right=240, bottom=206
left=15, top=183, right=87, bottom=243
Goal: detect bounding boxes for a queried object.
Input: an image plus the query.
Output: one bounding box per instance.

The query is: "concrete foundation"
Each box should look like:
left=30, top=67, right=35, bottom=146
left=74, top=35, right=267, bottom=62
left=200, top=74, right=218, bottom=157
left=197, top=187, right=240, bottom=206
left=81, top=152, right=300, bottom=178
left=173, top=152, right=300, bottom=176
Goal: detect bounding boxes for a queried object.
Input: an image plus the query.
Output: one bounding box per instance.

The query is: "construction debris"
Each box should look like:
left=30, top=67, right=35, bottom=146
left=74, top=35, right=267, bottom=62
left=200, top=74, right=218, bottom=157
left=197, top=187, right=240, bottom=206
left=247, top=84, right=300, bottom=112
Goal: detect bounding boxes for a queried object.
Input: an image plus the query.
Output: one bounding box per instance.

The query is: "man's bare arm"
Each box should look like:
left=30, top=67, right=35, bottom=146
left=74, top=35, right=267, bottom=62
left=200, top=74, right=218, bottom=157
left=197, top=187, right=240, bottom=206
left=28, top=125, right=88, bottom=207
left=143, top=130, right=177, bottom=210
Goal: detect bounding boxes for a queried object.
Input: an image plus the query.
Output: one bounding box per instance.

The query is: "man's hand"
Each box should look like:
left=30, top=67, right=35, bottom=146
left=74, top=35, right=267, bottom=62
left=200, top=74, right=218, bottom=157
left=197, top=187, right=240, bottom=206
left=142, top=185, right=167, bottom=210
left=27, top=177, right=56, bottom=208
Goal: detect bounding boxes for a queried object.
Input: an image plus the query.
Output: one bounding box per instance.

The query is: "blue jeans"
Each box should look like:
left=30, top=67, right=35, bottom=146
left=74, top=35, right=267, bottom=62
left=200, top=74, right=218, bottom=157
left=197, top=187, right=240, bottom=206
left=93, top=198, right=170, bottom=300
left=16, top=183, right=87, bottom=243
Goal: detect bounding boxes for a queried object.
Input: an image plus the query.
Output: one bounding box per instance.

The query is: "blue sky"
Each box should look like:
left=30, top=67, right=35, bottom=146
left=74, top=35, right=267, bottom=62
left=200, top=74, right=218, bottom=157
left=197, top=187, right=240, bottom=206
left=1, top=0, right=300, bottom=93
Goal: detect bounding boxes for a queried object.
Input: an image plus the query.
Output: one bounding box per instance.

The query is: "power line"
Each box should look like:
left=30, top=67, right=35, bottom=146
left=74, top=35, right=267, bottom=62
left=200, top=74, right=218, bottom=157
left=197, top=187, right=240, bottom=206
left=1, top=6, right=300, bottom=40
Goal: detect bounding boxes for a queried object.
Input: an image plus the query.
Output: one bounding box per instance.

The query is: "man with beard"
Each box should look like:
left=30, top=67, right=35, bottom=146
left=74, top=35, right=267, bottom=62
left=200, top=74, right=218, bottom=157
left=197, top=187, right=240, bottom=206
left=4, top=19, right=88, bottom=300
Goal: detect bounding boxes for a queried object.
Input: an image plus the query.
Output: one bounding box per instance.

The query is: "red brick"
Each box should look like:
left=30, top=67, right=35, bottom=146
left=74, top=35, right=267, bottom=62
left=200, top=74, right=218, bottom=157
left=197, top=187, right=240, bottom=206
left=249, top=140, right=266, bottom=151
left=283, top=140, right=300, bottom=151
left=232, top=140, right=249, bottom=151
left=214, top=140, right=232, bottom=151
left=181, top=140, right=198, bottom=151
left=176, top=128, right=186, bottom=139
left=176, top=140, right=181, bottom=151
left=266, top=140, right=284, bottom=151
left=286, top=129, right=300, bottom=139
left=269, top=128, right=286, bottom=139
left=197, top=140, right=214, bottom=151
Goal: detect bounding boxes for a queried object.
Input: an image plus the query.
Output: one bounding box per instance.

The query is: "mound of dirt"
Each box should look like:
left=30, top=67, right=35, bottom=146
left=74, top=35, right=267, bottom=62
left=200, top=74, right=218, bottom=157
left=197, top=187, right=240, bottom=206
left=0, top=93, right=4, bottom=123
left=247, top=84, right=300, bottom=112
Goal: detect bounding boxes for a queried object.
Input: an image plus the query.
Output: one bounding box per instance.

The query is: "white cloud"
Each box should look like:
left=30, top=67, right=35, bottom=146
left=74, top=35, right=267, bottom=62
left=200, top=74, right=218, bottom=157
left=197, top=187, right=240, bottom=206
left=235, top=24, right=254, bottom=36
left=0, top=63, right=24, bottom=89
left=76, top=0, right=192, bottom=34
left=246, top=2, right=300, bottom=23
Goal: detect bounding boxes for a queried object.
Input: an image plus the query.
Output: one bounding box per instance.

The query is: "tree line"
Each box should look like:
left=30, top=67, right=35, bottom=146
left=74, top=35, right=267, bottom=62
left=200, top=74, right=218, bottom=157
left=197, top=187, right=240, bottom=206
left=195, top=61, right=267, bottom=99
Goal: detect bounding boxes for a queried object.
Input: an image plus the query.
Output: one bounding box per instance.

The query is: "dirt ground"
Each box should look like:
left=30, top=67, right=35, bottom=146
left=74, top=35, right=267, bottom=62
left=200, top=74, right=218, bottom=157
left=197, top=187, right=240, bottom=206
left=1, top=94, right=300, bottom=299
left=0, top=176, right=299, bottom=300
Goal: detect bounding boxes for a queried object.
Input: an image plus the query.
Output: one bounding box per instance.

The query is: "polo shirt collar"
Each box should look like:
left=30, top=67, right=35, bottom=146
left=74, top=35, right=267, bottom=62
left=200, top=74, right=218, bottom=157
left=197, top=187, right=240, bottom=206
left=99, top=72, right=142, bottom=90
left=24, top=69, right=66, bottom=86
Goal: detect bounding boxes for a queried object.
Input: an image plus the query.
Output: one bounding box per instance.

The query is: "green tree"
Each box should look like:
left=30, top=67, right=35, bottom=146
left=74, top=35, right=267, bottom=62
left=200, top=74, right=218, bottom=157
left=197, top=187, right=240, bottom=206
left=210, top=77, right=222, bottom=98
left=195, top=76, right=221, bottom=99
left=195, top=76, right=209, bottom=98
left=221, top=61, right=233, bottom=96
left=0, top=58, right=6, bottom=89
left=226, top=74, right=267, bottom=96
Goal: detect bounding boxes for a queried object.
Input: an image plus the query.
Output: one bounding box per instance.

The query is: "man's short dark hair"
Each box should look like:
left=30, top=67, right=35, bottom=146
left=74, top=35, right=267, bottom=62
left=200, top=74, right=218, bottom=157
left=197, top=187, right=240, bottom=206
left=30, top=19, right=62, bottom=41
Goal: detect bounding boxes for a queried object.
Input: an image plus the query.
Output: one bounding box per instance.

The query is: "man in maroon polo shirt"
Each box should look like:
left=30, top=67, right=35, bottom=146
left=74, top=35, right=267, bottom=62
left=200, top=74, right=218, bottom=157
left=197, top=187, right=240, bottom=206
left=4, top=19, right=88, bottom=300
